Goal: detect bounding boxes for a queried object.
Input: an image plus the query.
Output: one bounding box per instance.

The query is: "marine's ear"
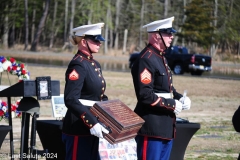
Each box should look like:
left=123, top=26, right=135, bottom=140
left=81, top=38, right=87, bottom=47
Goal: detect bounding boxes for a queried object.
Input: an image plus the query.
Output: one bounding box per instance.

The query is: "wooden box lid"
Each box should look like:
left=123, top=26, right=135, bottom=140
left=91, top=99, right=145, bottom=144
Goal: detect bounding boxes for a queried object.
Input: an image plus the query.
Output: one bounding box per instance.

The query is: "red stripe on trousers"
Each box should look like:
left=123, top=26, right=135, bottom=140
left=143, top=136, right=148, bottom=160
left=72, top=136, right=78, bottom=160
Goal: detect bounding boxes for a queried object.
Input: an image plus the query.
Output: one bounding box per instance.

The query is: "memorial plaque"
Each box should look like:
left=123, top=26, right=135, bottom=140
left=91, top=99, right=145, bottom=144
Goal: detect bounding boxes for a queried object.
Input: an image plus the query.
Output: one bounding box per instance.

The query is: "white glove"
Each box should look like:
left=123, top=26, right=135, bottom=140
left=90, top=123, right=109, bottom=138
left=179, top=96, right=191, bottom=110
left=174, top=100, right=183, bottom=115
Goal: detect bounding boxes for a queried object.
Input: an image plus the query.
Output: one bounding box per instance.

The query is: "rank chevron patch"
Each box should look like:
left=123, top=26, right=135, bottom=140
left=140, top=68, right=151, bottom=84
left=69, top=69, right=79, bottom=80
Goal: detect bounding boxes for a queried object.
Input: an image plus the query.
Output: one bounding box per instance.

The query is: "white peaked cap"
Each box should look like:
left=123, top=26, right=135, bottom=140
left=72, top=23, right=104, bottom=36
left=142, top=17, right=175, bottom=32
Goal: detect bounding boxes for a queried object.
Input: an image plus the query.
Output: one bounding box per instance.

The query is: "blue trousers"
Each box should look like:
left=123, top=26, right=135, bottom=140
left=135, top=135, right=173, bottom=160
left=62, top=133, right=100, bottom=160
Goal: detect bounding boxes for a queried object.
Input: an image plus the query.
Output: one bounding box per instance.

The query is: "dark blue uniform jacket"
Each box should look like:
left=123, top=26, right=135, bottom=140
left=62, top=51, right=108, bottom=135
left=232, top=106, right=240, bottom=132
left=131, top=44, right=182, bottom=139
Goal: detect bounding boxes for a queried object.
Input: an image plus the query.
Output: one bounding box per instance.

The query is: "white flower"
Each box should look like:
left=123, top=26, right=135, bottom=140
left=2, top=60, right=11, bottom=70
left=17, top=66, right=21, bottom=71
left=26, top=74, right=30, bottom=80
left=12, top=69, right=18, bottom=75
left=19, top=74, right=30, bottom=80
left=0, top=63, right=3, bottom=72
left=2, top=106, right=7, bottom=112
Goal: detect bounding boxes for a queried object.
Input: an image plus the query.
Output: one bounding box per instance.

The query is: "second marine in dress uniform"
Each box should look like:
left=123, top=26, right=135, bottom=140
left=131, top=17, right=191, bottom=160
left=62, top=23, right=109, bottom=160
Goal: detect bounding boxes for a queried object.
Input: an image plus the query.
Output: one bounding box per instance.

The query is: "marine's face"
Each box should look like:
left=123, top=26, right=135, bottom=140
left=86, top=39, right=102, bottom=53
left=159, top=32, right=173, bottom=48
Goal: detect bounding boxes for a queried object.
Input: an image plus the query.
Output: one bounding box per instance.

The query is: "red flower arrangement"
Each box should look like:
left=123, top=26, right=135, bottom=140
left=0, top=99, right=21, bottom=121
left=0, top=56, right=30, bottom=121
left=0, top=56, right=30, bottom=81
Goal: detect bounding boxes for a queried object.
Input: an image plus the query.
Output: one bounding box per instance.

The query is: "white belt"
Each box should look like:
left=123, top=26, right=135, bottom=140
left=155, top=93, right=173, bottom=99
left=79, top=99, right=98, bottom=106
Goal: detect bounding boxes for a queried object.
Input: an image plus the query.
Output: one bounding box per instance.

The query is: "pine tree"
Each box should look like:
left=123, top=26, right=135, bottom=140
left=178, top=0, right=215, bottom=49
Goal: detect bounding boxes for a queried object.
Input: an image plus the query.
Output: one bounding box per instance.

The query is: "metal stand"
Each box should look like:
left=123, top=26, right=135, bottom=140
left=18, top=97, right=40, bottom=160
left=7, top=97, right=14, bottom=160
left=0, top=79, right=60, bottom=159
left=30, top=113, right=38, bottom=160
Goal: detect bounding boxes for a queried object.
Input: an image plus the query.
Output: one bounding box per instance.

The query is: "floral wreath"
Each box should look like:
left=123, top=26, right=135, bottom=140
left=0, top=99, right=22, bottom=121
left=0, top=56, right=30, bottom=121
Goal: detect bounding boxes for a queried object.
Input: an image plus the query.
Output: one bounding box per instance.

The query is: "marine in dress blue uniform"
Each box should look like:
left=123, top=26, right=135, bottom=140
left=232, top=105, right=240, bottom=132
left=131, top=17, right=191, bottom=160
left=232, top=105, right=240, bottom=160
left=62, top=23, right=109, bottom=160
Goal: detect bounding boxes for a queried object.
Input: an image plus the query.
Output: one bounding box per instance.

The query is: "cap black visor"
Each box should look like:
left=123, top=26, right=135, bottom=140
left=159, top=28, right=177, bottom=34
left=85, top=35, right=105, bottom=41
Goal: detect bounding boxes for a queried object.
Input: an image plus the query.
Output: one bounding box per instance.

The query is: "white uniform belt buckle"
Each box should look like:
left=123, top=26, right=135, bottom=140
left=78, top=99, right=98, bottom=106
left=155, top=93, right=173, bottom=99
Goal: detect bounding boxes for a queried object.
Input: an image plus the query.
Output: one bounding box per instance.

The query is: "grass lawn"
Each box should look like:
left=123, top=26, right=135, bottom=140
left=0, top=64, right=240, bottom=159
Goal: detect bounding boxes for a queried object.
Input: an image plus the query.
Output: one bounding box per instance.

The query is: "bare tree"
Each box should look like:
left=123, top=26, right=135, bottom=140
left=30, top=0, right=50, bottom=51
left=109, top=1, right=113, bottom=50
left=31, top=1, right=36, bottom=43
left=210, top=0, right=218, bottom=56
left=164, top=0, right=168, bottom=18
left=49, top=0, right=58, bottom=49
left=88, top=1, right=93, bottom=24
left=68, top=0, right=76, bottom=51
left=69, top=0, right=75, bottom=34
left=104, top=0, right=111, bottom=54
left=122, top=29, right=128, bottom=54
left=139, top=0, right=145, bottom=48
left=114, top=0, right=121, bottom=50
left=64, top=0, right=69, bottom=43
left=229, top=0, right=233, bottom=17
left=24, top=0, right=29, bottom=50
left=3, top=3, right=8, bottom=49
left=9, top=0, right=16, bottom=48
left=173, top=0, right=187, bottom=46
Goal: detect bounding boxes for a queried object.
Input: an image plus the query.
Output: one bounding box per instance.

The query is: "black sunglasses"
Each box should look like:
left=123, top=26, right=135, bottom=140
left=85, top=35, right=103, bottom=43
left=159, top=28, right=173, bottom=34
left=90, top=39, right=101, bottom=43
left=85, top=38, right=100, bottom=43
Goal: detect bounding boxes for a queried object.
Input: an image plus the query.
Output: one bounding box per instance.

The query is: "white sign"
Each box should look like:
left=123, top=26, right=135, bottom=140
left=51, top=94, right=67, bottom=118
left=99, top=138, right=137, bottom=160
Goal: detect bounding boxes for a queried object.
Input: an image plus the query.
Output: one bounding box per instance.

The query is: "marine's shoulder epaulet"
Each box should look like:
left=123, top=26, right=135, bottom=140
left=139, top=48, right=153, bottom=59
left=72, top=54, right=85, bottom=62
